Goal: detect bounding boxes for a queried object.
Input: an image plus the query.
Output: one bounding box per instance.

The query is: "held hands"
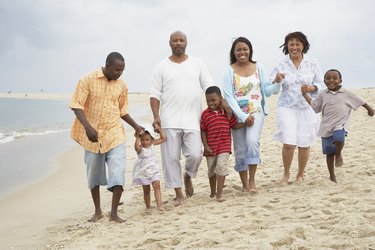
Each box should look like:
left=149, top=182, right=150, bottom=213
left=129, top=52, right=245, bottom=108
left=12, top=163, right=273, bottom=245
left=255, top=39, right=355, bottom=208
left=301, top=84, right=317, bottom=93
left=245, top=114, right=255, bottom=127
left=203, top=145, right=213, bottom=156
left=152, top=117, right=161, bottom=133
left=301, top=84, right=309, bottom=94
left=273, top=72, right=285, bottom=83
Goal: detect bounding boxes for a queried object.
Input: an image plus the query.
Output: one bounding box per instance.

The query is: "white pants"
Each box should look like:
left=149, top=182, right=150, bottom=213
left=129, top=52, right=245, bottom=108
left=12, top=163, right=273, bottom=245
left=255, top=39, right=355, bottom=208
left=160, top=128, right=202, bottom=188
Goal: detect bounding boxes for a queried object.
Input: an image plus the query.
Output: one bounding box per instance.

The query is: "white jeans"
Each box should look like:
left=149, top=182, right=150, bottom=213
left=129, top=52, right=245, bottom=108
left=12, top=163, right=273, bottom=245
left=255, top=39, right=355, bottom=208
left=160, top=128, right=202, bottom=188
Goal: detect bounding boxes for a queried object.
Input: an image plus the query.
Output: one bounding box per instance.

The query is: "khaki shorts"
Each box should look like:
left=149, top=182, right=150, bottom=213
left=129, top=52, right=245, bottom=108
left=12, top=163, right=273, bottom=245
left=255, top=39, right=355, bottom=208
left=206, top=153, right=230, bottom=177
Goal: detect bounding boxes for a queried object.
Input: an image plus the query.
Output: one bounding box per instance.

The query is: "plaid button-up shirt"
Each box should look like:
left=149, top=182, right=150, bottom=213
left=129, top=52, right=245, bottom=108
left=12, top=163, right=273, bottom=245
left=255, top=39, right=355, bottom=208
left=70, top=68, right=128, bottom=153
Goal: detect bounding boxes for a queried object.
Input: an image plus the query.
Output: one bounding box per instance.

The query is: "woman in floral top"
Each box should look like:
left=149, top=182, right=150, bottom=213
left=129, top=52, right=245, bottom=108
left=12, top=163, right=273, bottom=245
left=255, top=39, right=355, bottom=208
left=270, top=31, right=324, bottom=184
left=223, top=37, right=280, bottom=192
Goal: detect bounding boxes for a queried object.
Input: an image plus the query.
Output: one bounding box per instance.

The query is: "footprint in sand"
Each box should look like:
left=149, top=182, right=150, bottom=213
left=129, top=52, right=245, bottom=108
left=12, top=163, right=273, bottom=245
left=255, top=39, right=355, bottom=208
left=269, top=198, right=280, bottom=203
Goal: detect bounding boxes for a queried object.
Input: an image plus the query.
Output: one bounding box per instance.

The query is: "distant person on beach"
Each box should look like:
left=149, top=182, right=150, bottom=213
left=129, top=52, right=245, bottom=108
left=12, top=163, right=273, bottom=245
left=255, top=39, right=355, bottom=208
left=150, top=30, right=231, bottom=206
left=201, top=86, right=244, bottom=201
left=223, top=37, right=280, bottom=193
left=270, top=31, right=324, bottom=184
left=133, top=125, right=166, bottom=210
left=70, top=52, right=143, bottom=223
left=301, top=69, right=374, bottom=182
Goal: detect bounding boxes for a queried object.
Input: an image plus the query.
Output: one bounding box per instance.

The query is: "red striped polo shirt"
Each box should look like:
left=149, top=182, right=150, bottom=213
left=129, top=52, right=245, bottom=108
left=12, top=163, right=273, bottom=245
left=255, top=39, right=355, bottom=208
left=200, top=108, right=237, bottom=156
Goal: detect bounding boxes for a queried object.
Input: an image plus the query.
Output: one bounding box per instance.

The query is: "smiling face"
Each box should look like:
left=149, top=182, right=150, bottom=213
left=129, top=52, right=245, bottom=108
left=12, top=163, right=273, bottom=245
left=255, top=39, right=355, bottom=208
left=169, top=31, right=187, bottom=56
left=324, top=70, right=342, bottom=92
left=205, top=92, right=222, bottom=111
left=104, top=59, right=125, bottom=81
left=287, top=38, right=304, bottom=59
left=234, top=42, right=251, bottom=64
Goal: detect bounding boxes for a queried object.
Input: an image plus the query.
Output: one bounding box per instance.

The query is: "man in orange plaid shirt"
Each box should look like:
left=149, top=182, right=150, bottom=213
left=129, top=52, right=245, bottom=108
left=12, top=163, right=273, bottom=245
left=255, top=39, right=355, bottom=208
left=70, top=52, right=143, bottom=223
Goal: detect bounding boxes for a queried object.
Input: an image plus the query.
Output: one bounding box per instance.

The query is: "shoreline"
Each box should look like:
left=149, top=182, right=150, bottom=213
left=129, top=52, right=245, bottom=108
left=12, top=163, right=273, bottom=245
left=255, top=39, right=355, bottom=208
left=0, top=131, right=75, bottom=199
left=0, top=92, right=151, bottom=100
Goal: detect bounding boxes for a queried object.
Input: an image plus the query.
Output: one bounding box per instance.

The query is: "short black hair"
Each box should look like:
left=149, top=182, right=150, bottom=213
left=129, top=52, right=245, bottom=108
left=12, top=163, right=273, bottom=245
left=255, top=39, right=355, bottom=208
left=205, top=86, right=221, bottom=96
left=280, top=32, right=310, bottom=55
left=324, top=69, right=342, bottom=80
left=106, top=52, right=124, bottom=66
left=230, top=37, right=256, bottom=65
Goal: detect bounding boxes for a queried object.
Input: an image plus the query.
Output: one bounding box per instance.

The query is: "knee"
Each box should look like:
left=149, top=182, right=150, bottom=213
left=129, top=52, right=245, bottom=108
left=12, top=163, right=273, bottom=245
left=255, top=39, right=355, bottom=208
left=152, top=181, right=161, bottom=190
left=284, top=144, right=296, bottom=151
left=186, top=151, right=202, bottom=163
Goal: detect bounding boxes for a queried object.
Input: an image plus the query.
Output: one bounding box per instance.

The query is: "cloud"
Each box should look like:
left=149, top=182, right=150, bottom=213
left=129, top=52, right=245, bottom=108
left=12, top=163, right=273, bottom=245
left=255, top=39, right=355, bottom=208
left=0, top=0, right=374, bottom=93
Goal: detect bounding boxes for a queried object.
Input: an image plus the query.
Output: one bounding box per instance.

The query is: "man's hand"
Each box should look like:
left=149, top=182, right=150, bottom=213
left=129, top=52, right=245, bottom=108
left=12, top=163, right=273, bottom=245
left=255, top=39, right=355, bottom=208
left=85, top=126, right=98, bottom=142
left=153, top=117, right=161, bottom=133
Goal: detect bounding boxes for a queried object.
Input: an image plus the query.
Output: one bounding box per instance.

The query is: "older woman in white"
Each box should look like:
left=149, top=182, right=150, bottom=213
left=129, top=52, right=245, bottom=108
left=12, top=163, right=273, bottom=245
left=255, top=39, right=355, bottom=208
left=270, top=31, right=324, bottom=184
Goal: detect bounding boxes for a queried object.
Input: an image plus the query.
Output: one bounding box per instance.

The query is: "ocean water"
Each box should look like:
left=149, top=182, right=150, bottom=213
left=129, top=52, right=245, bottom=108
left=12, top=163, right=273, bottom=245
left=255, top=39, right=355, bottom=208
left=0, top=97, right=150, bottom=198
left=0, top=98, right=73, bottom=144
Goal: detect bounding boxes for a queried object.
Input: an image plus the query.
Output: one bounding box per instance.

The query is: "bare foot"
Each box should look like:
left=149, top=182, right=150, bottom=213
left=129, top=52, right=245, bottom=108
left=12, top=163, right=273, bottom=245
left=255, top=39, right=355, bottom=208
left=296, top=176, right=304, bottom=182
left=330, top=175, right=337, bottom=183
left=174, top=198, right=183, bottom=207
left=109, top=213, right=126, bottom=223
left=335, top=155, right=343, bottom=167
left=184, top=174, right=194, bottom=197
left=157, top=206, right=165, bottom=211
left=210, top=192, right=216, bottom=198
left=242, top=187, right=251, bottom=192
left=249, top=189, right=259, bottom=194
left=216, top=195, right=226, bottom=202
left=87, top=212, right=103, bottom=222
left=280, top=175, right=289, bottom=185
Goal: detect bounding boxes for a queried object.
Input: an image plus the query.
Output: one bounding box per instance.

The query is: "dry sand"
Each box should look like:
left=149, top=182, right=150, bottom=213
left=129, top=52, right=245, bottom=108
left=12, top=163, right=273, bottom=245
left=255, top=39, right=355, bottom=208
left=0, top=89, right=374, bottom=249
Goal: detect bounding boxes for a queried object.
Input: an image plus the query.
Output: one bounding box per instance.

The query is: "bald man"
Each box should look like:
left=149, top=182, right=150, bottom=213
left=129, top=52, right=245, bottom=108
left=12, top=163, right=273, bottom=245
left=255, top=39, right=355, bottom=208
left=150, top=31, right=214, bottom=206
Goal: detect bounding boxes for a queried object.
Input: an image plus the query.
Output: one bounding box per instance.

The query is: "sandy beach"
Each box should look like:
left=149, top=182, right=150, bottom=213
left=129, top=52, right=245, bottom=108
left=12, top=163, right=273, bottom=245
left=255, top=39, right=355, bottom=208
left=0, top=89, right=374, bottom=249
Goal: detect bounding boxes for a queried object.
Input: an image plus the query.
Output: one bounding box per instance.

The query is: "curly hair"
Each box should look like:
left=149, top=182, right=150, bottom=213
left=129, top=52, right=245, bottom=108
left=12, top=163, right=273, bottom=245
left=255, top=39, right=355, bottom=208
left=279, top=32, right=310, bottom=55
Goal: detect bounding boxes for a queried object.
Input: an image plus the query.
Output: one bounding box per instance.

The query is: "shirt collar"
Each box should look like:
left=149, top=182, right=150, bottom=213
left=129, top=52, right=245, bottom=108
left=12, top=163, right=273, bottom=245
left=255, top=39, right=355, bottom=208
left=326, top=86, right=344, bottom=94
left=98, top=67, right=106, bottom=79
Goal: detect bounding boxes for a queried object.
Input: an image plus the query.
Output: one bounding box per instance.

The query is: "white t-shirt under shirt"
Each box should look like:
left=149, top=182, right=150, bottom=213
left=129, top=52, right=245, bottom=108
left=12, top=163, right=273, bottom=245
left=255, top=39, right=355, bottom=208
left=150, top=56, right=213, bottom=130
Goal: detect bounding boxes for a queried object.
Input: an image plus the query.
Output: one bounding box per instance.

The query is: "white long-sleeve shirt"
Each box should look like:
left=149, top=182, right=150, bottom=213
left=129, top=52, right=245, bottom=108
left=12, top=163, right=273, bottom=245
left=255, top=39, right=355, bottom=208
left=150, top=56, right=213, bottom=130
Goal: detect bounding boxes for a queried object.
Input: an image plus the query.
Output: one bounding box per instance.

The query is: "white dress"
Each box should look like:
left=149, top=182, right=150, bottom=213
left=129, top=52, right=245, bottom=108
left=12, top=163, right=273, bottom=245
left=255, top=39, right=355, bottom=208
left=132, top=145, right=160, bottom=185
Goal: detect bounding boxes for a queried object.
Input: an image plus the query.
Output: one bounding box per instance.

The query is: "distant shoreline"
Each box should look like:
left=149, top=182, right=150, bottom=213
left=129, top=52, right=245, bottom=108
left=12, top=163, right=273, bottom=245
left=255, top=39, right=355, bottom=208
left=0, top=92, right=151, bottom=100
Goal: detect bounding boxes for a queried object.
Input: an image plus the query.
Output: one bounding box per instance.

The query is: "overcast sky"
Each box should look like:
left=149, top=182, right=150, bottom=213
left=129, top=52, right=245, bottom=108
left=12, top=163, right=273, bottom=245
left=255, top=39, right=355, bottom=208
left=0, top=0, right=374, bottom=93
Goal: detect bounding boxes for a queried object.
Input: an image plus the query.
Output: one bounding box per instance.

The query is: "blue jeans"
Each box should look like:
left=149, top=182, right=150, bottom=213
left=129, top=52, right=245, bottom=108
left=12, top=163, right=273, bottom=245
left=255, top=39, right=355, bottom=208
left=232, top=113, right=265, bottom=172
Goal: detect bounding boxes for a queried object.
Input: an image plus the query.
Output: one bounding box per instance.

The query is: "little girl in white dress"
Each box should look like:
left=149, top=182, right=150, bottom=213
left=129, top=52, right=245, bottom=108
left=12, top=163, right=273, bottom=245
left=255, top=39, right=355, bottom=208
left=133, top=126, right=166, bottom=210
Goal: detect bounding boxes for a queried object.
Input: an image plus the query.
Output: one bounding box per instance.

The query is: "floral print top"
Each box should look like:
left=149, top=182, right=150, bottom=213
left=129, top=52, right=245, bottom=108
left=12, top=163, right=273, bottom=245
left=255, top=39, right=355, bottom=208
left=269, top=56, right=323, bottom=109
left=233, top=72, right=262, bottom=114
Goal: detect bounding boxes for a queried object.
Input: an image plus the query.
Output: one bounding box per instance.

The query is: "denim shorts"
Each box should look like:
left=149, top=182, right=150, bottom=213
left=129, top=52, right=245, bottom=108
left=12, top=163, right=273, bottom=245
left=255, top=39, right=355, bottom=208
left=84, top=143, right=126, bottom=191
left=322, top=130, right=346, bottom=155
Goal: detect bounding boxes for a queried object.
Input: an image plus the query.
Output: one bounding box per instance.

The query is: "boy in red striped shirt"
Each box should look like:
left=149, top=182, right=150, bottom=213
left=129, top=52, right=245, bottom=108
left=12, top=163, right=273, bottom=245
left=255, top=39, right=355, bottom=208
left=201, top=86, right=244, bottom=201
